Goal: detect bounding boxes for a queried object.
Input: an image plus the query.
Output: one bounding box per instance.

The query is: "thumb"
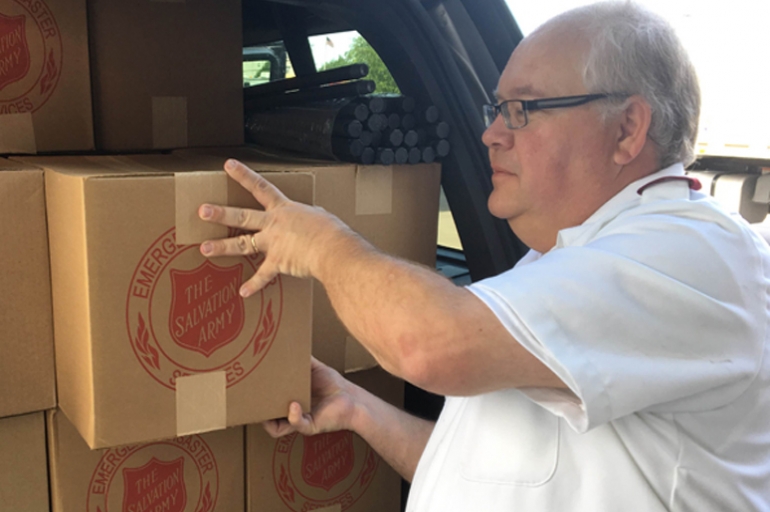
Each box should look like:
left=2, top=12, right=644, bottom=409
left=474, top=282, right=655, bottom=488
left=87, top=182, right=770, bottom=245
left=287, top=402, right=317, bottom=436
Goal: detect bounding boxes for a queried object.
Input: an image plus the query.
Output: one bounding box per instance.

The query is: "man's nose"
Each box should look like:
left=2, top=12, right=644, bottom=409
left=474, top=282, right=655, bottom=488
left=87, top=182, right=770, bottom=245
left=481, top=113, right=513, bottom=149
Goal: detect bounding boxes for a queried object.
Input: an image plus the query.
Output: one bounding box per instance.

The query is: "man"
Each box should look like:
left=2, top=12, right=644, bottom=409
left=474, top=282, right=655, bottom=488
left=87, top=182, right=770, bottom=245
left=198, top=2, right=770, bottom=509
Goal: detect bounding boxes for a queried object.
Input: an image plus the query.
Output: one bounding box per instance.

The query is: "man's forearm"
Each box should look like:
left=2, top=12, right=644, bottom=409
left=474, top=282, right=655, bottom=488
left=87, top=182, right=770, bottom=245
left=348, top=380, right=434, bottom=482
left=311, top=227, right=566, bottom=396
left=313, top=229, right=465, bottom=384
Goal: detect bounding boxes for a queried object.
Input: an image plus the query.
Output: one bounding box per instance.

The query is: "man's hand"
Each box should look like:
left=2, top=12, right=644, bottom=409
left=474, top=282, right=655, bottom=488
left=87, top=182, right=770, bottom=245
left=198, top=159, right=355, bottom=298
left=263, top=357, right=357, bottom=438
left=264, top=357, right=436, bottom=482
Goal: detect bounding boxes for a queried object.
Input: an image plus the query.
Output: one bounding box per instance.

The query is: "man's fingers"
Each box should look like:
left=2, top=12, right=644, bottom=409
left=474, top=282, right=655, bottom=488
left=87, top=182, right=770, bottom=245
left=239, top=268, right=278, bottom=298
left=262, top=418, right=296, bottom=438
left=200, top=233, right=264, bottom=258
left=199, top=204, right=267, bottom=231
left=224, top=159, right=288, bottom=210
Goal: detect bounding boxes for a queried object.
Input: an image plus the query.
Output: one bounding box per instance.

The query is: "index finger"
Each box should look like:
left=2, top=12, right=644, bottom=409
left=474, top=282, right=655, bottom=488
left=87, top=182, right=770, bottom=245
left=224, top=159, right=288, bottom=210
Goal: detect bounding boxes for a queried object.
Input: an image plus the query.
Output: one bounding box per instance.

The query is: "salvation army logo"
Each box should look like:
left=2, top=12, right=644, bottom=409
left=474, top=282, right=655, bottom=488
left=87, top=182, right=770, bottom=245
left=302, top=432, right=356, bottom=491
left=126, top=227, right=283, bottom=390
left=0, top=14, right=30, bottom=91
left=86, top=436, right=218, bottom=512
left=0, top=0, right=63, bottom=113
left=168, top=261, right=245, bottom=357
left=122, top=458, right=187, bottom=512
left=273, top=431, right=379, bottom=512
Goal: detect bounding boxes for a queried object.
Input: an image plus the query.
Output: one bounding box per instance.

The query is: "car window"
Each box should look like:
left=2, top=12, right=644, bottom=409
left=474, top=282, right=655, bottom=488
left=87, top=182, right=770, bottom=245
left=309, top=31, right=399, bottom=94
left=505, top=0, right=770, bottom=160
left=243, top=41, right=294, bottom=86
left=310, top=31, right=463, bottom=251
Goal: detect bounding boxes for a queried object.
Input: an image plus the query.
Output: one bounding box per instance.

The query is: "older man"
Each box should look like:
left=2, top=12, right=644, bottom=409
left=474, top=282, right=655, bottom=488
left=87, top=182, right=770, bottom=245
left=198, top=2, right=770, bottom=509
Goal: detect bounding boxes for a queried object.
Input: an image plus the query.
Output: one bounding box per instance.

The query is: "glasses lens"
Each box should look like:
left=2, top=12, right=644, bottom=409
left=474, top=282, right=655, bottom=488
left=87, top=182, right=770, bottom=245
left=504, top=101, right=527, bottom=129
left=483, top=104, right=497, bottom=127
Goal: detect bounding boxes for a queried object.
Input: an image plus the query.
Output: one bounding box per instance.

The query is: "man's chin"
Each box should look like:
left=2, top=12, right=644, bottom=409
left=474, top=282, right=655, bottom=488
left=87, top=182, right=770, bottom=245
left=487, top=194, right=520, bottom=220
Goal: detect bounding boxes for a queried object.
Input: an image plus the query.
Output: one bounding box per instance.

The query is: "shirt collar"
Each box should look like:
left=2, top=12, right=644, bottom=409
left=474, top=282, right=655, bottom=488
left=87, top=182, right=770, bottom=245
left=554, top=163, right=686, bottom=249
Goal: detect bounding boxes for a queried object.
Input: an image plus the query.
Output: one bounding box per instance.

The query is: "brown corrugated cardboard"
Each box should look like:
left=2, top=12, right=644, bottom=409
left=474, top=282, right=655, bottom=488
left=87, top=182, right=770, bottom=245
left=88, top=0, right=243, bottom=151
left=16, top=154, right=311, bottom=449
left=0, top=412, right=50, bottom=512
left=0, top=0, right=93, bottom=153
left=0, top=159, right=55, bottom=419
left=175, top=147, right=442, bottom=374
left=247, top=367, right=404, bottom=512
left=48, top=408, right=244, bottom=512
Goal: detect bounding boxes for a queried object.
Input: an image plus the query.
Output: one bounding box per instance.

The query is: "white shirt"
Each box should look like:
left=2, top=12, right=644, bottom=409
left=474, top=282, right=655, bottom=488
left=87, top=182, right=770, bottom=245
left=406, top=164, right=770, bottom=511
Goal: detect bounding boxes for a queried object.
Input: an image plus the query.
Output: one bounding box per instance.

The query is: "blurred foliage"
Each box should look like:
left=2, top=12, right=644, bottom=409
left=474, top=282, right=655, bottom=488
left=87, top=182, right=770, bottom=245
left=320, top=36, right=400, bottom=94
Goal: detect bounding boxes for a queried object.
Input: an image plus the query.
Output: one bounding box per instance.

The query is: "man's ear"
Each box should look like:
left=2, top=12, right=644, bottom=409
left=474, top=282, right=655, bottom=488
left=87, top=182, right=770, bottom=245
left=613, top=95, right=653, bottom=166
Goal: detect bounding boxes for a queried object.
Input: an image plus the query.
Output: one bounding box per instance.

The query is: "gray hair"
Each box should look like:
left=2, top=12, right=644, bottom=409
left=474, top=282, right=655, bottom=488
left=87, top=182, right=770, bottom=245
left=540, top=1, right=701, bottom=168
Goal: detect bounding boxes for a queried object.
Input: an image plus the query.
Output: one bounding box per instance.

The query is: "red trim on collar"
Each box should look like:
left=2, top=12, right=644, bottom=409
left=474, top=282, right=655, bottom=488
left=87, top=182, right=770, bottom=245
left=636, top=176, right=702, bottom=195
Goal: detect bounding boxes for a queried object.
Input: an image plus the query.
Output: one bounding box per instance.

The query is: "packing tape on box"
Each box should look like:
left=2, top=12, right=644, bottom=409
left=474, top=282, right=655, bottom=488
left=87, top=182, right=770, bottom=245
left=0, top=113, right=36, bottom=154
left=153, top=96, right=188, bottom=149
left=176, top=371, right=226, bottom=436
left=355, top=165, right=393, bottom=215
left=175, top=171, right=229, bottom=244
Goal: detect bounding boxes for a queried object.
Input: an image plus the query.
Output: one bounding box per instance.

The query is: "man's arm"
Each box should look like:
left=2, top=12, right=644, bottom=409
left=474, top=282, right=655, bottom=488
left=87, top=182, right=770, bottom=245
left=200, top=160, right=567, bottom=396
left=347, top=380, right=435, bottom=482
left=313, top=230, right=566, bottom=396
left=264, top=358, right=434, bottom=482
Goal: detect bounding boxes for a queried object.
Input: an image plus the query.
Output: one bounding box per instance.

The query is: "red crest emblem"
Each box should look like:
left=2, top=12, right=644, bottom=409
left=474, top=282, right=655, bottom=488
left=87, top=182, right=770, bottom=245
left=122, top=457, right=187, bottom=512
left=0, top=13, right=30, bottom=92
left=301, top=431, right=356, bottom=492
left=169, top=260, right=245, bottom=357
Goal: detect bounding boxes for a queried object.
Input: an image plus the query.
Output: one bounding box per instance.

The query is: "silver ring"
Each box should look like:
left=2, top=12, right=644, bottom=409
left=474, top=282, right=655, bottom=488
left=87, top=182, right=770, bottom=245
left=250, top=234, right=259, bottom=255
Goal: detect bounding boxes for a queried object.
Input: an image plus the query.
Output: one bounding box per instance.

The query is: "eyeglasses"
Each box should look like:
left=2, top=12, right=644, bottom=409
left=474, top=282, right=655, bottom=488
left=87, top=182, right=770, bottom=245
left=483, top=93, right=629, bottom=129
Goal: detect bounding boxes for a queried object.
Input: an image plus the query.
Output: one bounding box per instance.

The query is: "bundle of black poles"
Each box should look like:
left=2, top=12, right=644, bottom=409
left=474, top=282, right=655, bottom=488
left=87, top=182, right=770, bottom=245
left=243, top=63, right=450, bottom=164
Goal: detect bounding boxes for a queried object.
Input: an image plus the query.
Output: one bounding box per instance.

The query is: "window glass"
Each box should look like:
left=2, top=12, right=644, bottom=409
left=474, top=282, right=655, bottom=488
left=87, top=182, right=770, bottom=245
left=439, top=188, right=463, bottom=251
left=242, top=42, right=294, bottom=87
left=308, top=31, right=400, bottom=94
left=243, top=60, right=271, bottom=87
left=505, top=0, right=770, bottom=159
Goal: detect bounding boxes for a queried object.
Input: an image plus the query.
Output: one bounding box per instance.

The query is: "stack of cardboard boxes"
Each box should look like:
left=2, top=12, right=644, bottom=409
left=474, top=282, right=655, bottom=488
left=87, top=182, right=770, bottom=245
left=0, top=158, right=56, bottom=511
left=0, top=1, right=441, bottom=511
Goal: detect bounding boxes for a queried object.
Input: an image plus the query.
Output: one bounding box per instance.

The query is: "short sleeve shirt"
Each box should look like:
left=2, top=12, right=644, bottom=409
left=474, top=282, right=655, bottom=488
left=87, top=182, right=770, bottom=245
left=406, top=164, right=770, bottom=511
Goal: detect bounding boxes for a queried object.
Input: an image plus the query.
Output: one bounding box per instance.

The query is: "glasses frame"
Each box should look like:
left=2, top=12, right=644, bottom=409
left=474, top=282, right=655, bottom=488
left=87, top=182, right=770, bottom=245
left=484, top=93, right=629, bottom=129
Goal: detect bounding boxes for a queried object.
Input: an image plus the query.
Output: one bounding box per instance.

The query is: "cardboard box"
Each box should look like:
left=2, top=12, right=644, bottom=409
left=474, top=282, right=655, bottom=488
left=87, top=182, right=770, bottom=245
left=0, top=159, right=55, bottom=418
left=247, top=367, right=404, bottom=512
left=17, top=154, right=312, bottom=449
left=48, top=408, right=244, bottom=512
left=175, top=147, right=442, bottom=373
left=0, top=0, right=93, bottom=153
left=88, top=0, right=243, bottom=151
left=0, top=412, right=50, bottom=512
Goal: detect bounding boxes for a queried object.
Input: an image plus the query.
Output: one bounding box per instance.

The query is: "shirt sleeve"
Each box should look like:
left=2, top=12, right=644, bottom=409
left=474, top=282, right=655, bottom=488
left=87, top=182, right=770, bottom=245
left=468, top=212, right=768, bottom=433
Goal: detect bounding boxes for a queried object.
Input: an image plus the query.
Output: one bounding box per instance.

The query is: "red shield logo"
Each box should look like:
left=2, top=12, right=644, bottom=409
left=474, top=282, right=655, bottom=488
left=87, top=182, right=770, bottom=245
left=301, top=431, right=355, bottom=491
left=169, top=260, right=245, bottom=357
left=122, top=457, right=187, bottom=512
left=0, top=13, right=30, bottom=92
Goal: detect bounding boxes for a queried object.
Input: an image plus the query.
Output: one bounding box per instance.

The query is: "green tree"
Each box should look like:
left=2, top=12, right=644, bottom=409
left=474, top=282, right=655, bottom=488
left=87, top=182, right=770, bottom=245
left=320, top=36, right=400, bottom=94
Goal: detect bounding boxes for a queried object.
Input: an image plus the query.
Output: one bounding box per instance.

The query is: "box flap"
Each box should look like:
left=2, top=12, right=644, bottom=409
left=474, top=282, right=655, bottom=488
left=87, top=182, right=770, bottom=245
left=44, top=168, right=95, bottom=444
